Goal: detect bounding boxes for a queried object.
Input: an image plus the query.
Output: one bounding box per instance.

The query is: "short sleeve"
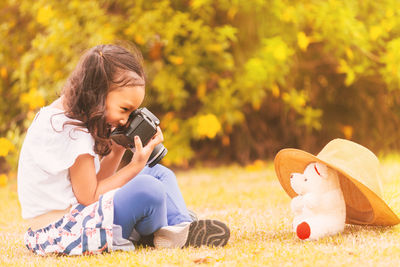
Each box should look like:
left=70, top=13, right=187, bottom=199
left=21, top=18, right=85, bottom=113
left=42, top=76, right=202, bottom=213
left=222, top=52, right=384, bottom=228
left=24, top=109, right=99, bottom=175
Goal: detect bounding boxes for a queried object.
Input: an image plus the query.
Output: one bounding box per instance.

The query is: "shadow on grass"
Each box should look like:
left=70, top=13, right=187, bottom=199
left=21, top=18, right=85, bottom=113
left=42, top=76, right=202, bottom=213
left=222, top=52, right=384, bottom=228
left=342, top=224, right=399, bottom=236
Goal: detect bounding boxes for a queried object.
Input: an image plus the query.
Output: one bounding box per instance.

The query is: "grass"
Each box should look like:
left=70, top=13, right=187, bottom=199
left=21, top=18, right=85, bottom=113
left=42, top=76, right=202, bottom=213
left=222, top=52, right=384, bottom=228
left=1, top=157, right=400, bottom=266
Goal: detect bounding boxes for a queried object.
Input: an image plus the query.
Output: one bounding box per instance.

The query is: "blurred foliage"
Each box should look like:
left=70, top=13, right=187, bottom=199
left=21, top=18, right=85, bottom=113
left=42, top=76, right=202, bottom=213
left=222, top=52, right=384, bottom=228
left=2, top=0, right=400, bottom=179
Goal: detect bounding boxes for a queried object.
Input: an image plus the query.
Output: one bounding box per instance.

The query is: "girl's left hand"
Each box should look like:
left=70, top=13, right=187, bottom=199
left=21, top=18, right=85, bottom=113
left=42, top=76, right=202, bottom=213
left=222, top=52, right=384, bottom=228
left=129, top=126, right=164, bottom=167
left=147, top=126, right=164, bottom=148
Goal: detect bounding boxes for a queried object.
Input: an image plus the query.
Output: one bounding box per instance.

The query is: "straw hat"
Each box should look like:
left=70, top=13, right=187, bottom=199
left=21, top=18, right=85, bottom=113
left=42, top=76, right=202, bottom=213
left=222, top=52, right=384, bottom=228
left=274, top=138, right=400, bottom=226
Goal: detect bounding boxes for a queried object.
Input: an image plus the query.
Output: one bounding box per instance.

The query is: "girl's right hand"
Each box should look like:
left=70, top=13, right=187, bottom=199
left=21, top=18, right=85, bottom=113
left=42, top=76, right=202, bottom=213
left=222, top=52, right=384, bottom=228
left=130, top=126, right=164, bottom=168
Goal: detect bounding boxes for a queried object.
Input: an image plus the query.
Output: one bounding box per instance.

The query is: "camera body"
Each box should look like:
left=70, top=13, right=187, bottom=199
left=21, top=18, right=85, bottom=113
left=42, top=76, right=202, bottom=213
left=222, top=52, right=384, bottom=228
left=110, top=107, right=167, bottom=167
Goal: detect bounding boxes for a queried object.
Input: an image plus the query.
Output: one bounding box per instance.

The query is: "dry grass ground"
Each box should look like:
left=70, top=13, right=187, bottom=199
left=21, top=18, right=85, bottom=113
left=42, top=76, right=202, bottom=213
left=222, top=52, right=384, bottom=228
left=1, top=156, right=400, bottom=266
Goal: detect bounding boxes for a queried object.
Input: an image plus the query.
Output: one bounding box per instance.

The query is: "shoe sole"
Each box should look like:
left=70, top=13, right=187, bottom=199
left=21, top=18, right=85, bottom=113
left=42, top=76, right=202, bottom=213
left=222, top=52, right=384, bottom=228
left=184, top=220, right=230, bottom=248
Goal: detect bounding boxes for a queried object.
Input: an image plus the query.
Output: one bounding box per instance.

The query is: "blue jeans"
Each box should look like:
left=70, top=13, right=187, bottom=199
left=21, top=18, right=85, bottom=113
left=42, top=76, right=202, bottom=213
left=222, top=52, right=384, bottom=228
left=113, top=164, right=192, bottom=239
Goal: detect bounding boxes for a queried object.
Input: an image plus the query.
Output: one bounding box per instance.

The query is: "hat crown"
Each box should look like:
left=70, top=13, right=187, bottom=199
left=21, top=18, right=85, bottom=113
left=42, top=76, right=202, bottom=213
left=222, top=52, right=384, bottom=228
left=317, top=139, right=383, bottom=197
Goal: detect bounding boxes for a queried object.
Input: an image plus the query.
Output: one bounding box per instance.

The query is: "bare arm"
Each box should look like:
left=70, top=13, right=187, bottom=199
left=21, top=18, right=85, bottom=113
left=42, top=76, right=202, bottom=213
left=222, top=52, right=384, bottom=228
left=70, top=127, right=163, bottom=206
left=96, top=141, right=126, bottom=181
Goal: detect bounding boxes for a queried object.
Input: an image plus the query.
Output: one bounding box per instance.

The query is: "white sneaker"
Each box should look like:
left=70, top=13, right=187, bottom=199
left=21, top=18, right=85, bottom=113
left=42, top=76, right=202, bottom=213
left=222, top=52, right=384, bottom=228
left=153, top=222, right=191, bottom=248
left=153, top=220, right=230, bottom=249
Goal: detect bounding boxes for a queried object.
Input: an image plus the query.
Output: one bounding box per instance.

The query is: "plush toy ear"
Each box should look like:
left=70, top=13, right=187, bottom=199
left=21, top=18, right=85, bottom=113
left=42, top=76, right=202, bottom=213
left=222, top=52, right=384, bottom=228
left=314, top=164, right=321, bottom=176
left=314, top=163, right=328, bottom=178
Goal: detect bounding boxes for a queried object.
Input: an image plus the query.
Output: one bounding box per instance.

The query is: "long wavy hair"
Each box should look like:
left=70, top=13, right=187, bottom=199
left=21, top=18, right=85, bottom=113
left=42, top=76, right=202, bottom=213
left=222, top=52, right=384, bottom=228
left=62, top=44, right=145, bottom=156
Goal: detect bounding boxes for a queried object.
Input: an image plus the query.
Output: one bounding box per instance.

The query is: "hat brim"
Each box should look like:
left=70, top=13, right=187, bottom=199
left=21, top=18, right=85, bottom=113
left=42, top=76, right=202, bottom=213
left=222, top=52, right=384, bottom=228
left=274, top=148, right=400, bottom=226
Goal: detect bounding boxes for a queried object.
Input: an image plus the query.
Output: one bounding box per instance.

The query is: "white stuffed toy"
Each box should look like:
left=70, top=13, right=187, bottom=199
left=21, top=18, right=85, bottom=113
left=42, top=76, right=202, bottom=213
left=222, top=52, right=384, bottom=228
left=290, top=162, right=346, bottom=240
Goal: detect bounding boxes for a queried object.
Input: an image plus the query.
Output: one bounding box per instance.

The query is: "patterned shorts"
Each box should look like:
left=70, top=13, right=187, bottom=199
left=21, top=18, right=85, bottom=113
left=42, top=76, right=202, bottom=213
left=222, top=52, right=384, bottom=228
left=24, top=190, right=116, bottom=256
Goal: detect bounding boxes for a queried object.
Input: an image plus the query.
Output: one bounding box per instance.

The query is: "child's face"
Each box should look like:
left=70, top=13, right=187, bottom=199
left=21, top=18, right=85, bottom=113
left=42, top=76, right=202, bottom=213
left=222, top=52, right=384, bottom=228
left=105, top=71, right=145, bottom=128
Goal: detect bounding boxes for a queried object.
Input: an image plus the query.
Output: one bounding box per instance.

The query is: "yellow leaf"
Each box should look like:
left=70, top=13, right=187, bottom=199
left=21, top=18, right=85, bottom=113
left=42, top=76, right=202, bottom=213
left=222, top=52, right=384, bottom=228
left=337, top=59, right=349, bottom=74
left=134, top=34, right=145, bottom=45
left=296, top=95, right=306, bottom=107
left=381, top=19, right=394, bottom=32
left=273, top=43, right=289, bottom=61
left=163, top=112, right=174, bottom=124
left=297, top=32, right=310, bottom=51
left=168, top=55, right=184, bottom=65
left=281, top=6, right=295, bottom=23
left=34, top=59, right=41, bottom=69
left=222, top=135, right=230, bottom=146
left=0, top=138, right=14, bottom=157
left=162, top=157, right=171, bottom=166
left=206, top=44, right=223, bottom=52
left=227, top=7, right=238, bottom=20
left=252, top=100, right=261, bottom=110
left=391, top=65, right=397, bottom=76
left=282, top=92, right=290, bottom=102
left=225, top=124, right=232, bottom=134
left=196, top=83, right=207, bottom=98
left=271, top=83, right=280, bottom=98
left=245, top=160, right=266, bottom=171
left=369, top=25, right=382, bottom=41
left=64, top=20, right=73, bottom=30
left=0, top=174, right=7, bottom=187
left=36, top=5, right=54, bottom=26
left=54, top=71, right=63, bottom=80
left=170, top=121, right=180, bottom=133
left=0, top=67, right=7, bottom=79
left=21, top=88, right=45, bottom=110
left=386, top=9, right=394, bottom=18
left=341, top=125, right=353, bottom=139
left=345, top=47, right=354, bottom=60
left=344, top=70, right=355, bottom=86
left=27, top=111, right=36, bottom=121
left=196, top=114, right=222, bottom=139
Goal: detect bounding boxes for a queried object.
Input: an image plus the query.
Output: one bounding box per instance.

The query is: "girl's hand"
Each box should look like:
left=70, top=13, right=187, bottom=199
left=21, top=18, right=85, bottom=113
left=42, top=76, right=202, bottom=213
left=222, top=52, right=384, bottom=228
left=130, top=126, right=164, bottom=167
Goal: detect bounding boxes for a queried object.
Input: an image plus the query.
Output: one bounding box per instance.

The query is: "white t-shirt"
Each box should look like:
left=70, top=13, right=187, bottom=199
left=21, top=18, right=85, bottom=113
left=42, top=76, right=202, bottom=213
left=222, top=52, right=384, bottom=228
left=17, top=106, right=100, bottom=219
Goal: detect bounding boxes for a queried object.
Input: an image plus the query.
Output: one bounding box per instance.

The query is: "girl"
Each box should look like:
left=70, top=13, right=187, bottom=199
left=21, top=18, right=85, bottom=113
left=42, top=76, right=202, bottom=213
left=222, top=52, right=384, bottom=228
left=17, top=44, right=230, bottom=256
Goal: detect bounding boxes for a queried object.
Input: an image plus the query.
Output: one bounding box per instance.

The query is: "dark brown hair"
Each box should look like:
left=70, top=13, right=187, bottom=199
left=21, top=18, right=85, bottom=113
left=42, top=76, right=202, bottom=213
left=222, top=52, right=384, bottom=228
left=62, top=44, right=145, bottom=156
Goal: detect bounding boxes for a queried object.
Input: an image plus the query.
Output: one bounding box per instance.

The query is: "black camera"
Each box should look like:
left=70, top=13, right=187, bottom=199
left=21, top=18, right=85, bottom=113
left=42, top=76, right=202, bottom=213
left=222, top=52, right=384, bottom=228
left=110, top=107, right=167, bottom=167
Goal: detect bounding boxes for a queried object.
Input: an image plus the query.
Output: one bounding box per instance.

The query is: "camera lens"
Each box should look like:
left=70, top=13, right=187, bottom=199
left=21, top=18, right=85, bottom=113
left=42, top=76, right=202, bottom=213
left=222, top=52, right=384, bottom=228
left=147, top=143, right=168, bottom=167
